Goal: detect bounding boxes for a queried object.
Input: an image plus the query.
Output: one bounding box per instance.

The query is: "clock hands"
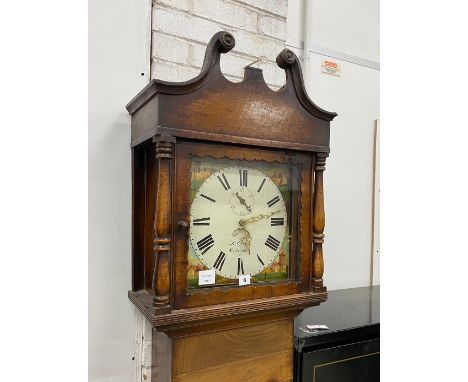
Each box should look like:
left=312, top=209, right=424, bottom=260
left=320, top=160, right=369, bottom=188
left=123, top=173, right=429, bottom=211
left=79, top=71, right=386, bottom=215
left=239, top=209, right=281, bottom=227
left=233, top=192, right=252, bottom=212
left=233, top=209, right=281, bottom=256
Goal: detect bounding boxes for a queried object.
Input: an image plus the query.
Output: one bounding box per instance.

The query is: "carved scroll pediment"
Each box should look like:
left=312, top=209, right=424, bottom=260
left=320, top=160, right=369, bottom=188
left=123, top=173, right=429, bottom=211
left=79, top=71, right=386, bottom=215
left=127, top=31, right=337, bottom=152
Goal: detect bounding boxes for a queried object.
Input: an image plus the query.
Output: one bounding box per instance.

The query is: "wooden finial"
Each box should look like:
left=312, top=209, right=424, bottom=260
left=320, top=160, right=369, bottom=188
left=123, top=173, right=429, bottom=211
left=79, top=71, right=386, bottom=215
left=275, top=48, right=338, bottom=122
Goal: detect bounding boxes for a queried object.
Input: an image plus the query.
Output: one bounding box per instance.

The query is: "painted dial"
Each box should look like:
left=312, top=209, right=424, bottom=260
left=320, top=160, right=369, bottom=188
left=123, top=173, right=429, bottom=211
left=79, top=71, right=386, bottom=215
left=189, top=165, right=288, bottom=279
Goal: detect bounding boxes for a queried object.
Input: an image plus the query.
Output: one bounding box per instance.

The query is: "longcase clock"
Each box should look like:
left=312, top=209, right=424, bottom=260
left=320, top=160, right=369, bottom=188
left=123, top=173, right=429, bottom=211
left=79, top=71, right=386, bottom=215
left=126, top=31, right=337, bottom=382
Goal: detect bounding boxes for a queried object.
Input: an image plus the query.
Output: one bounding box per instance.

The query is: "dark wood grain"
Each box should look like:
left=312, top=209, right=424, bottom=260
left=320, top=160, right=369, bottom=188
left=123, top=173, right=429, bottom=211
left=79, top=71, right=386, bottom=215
left=131, top=146, right=145, bottom=291
left=144, top=143, right=157, bottom=291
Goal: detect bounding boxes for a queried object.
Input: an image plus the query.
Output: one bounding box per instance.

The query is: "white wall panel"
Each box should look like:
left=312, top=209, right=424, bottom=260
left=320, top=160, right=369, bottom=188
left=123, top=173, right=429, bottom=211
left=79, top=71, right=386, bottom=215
left=305, top=53, right=380, bottom=290
left=308, top=0, right=380, bottom=62
left=372, top=120, right=380, bottom=286
left=89, top=0, right=152, bottom=381
left=287, top=1, right=380, bottom=290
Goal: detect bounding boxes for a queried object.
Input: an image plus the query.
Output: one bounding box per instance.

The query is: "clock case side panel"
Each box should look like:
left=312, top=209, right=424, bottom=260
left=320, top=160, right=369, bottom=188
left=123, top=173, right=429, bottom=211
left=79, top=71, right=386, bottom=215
left=172, top=140, right=313, bottom=310
left=131, top=140, right=159, bottom=295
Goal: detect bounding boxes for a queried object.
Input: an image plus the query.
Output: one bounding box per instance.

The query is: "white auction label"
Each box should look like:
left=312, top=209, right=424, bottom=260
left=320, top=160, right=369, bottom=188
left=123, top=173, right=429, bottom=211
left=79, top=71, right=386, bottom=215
left=238, top=274, right=251, bottom=286
left=307, top=324, right=330, bottom=330
left=198, top=269, right=216, bottom=285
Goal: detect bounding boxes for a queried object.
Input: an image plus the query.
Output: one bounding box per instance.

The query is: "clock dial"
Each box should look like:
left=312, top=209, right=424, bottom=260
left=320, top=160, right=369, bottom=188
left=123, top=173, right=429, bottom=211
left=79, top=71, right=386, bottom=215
left=189, top=165, right=288, bottom=279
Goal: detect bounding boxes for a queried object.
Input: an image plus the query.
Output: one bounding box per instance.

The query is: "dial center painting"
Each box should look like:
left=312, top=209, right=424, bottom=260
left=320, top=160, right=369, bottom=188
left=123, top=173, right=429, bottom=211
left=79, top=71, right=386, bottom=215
left=188, top=157, right=296, bottom=288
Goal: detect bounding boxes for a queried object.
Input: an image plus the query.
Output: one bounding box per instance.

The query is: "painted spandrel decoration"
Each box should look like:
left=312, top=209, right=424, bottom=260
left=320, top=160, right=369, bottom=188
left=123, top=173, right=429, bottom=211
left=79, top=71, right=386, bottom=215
left=187, top=157, right=296, bottom=288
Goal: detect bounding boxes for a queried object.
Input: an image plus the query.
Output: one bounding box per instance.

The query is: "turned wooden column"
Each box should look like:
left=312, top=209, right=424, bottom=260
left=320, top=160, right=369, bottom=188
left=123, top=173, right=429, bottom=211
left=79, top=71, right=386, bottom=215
left=152, top=137, right=174, bottom=308
left=312, top=152, right=328, bottom=293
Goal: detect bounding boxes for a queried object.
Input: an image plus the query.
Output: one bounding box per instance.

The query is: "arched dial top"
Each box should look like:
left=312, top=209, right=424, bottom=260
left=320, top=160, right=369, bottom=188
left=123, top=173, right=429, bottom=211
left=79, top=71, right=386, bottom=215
left=189, top=166, right=288, bottom=279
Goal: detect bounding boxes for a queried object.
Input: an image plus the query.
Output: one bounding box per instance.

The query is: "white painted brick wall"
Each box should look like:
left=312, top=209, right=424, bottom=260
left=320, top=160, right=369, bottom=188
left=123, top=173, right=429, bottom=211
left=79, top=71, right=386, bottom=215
left=133, top=307, right=153, bottom=382
left=193, top=0, right=258, bottom=32
left=237, top=0, right=288, bottom=17
left=258, top=14, right=287, bottom=40
left=151, top=0, right=288, bottom=89
left=158, top=0, right=192, bottom=12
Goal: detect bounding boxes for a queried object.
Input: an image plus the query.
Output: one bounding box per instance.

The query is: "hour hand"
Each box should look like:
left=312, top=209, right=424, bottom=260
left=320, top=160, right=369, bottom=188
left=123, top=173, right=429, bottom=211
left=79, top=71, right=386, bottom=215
left=234, top=192, right=252, bottom=212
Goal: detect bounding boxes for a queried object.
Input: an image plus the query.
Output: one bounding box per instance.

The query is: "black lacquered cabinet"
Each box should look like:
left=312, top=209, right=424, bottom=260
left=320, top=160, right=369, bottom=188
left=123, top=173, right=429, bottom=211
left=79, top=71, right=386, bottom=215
left=294, top=286, right=380, bottom=382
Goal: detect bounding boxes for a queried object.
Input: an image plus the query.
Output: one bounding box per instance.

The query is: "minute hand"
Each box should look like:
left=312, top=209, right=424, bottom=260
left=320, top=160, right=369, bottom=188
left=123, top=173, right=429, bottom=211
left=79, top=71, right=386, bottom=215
left=239, top=210, right=281, bottom=227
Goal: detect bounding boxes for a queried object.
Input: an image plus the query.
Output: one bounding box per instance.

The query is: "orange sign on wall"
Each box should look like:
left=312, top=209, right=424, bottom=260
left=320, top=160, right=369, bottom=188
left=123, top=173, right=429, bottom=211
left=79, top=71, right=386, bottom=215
left=321, top=59, right=341, bottom=77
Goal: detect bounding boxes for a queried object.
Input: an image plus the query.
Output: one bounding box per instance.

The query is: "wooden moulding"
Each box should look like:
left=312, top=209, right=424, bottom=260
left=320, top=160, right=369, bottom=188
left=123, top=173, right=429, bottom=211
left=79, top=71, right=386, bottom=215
left=129, top=289, right=327, bottom=332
